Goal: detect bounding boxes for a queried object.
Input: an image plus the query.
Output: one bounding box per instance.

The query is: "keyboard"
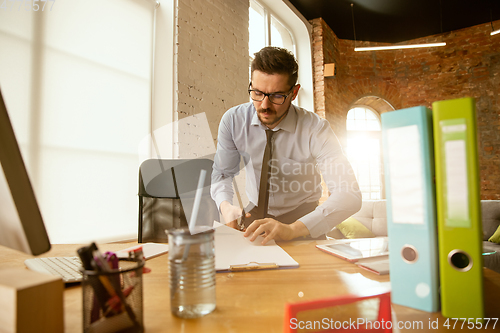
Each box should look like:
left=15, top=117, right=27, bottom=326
left=24, top=256, right=83, bottom=283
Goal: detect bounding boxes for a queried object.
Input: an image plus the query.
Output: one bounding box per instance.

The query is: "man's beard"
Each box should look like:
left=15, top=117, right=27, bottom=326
left=257, top=107, right=289, bottom=127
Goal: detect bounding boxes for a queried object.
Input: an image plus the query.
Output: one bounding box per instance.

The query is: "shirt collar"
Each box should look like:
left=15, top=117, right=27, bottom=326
left=251, top=104, right=297, bottom=134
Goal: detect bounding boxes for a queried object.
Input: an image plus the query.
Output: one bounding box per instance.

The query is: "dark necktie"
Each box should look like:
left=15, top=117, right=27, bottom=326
left=256, top=129, right=275, bottom=219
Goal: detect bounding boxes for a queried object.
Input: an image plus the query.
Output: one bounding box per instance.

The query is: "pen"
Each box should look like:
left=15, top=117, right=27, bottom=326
left=238, top=209, right=246, bottom=231
left=77, top=243, right=113, bottom=320
left=92, top=247, right=142, bottom=330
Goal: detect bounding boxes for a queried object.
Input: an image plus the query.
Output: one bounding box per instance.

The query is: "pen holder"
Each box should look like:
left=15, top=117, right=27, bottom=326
left=81, top=259, right=145, bottom=333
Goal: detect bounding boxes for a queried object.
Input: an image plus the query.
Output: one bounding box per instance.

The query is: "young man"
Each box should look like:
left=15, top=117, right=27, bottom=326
left=211, top=46, right=361, bottom=245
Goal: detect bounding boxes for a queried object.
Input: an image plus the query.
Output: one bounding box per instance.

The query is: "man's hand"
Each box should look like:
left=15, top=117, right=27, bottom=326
left=243, top=218, right=309, bottom=245
left=219, top=201, right=250, bottom=229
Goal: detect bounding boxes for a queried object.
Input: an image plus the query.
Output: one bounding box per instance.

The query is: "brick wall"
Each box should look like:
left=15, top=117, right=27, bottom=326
left=176, top=0, right=249, bottom=157
left=312, top=18, right=500, bottom=199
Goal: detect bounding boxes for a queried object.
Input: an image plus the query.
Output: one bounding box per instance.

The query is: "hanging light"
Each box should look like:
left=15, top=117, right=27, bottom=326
left=355, top=42, right=446, bottom=52
left=491, top=13, right=500, bottom=35
left=350, top=3, right=446, bottom=51
left=490, top=8, right=499, bottom=35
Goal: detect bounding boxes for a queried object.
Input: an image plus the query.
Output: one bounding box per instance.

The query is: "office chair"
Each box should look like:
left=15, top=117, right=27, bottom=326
left=138, top=158, right=219, bottom=243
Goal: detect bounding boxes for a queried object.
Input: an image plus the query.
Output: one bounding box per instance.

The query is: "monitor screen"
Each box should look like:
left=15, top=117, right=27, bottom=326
left=0, top=88, right=51, bottom=255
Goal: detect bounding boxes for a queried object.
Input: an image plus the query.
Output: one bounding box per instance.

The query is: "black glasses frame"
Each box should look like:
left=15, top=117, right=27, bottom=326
left=248, top=83, right=295, bottom=105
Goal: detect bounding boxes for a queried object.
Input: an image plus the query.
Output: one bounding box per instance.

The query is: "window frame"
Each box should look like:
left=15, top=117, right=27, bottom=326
left=248, top=0, right=313, bottom=110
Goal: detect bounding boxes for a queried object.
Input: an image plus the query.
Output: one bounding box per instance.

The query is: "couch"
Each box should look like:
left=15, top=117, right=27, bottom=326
left=328, top=200, right=500, bottom=273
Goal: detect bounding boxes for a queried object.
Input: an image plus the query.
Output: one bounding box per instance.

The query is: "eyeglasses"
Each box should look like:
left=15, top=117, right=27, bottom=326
left=248, top=83, right=295, bottom=105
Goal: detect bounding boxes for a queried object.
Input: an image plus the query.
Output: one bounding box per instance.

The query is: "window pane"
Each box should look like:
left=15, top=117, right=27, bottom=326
left=249, top=2, right=266, bottom=57
left=348, top=107, right=381, bottom=131
left=346, top=106, right=382, bottom=200
left=367, top=119, right=381, bottom=131
left=366, top=111, right=377, bottom=120
left=346, top=119, right=356, bottom=131
left=270, top=24, right=284, bottom=48
left=271, top=15, right=294, bottom=52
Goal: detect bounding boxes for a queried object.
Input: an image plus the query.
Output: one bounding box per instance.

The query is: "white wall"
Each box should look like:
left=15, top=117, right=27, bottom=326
left=174, top=0, right=249, bottom=158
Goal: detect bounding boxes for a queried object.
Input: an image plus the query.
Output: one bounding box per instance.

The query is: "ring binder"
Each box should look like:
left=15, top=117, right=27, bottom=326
left=382, top=106, right=439, bottom=312
left=432, top=97, right=484, bottom=320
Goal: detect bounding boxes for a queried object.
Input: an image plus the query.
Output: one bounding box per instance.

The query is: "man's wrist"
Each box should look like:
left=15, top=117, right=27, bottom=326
left=220, top=200, right=231, bottom=211
left=289, top=220, right=310, bottom=239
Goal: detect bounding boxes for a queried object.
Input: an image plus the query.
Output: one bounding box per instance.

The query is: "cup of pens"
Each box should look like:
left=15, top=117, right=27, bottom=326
left=79, top=245, right=145, bottom=333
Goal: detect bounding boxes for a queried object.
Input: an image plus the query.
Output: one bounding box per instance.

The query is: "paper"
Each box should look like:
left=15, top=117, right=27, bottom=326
left=116, top=243, right=169, bottom=260
left=387, top=125, right=424, bottom=224
left=213, top=223, right=299, bottom=271
left=444, top=139, right=469, bottom=225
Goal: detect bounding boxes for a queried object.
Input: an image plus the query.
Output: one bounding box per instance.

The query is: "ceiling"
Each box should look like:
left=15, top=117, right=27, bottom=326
left=287, top=0, right=500, bottom=43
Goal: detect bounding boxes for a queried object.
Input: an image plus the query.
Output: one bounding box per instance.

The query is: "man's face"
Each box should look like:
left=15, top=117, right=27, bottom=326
left=250, top=70, right=299, bottom=129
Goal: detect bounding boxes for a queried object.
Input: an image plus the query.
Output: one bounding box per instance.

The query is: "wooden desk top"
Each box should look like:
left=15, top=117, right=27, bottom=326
left=1, top=241, right=499, bottom=332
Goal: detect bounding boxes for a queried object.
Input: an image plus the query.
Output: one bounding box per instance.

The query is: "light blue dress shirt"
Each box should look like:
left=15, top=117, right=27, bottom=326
left=210, top=102, right=362, bottom=238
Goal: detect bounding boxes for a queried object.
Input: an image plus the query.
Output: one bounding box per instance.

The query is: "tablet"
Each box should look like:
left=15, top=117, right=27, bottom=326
left=316, top=237, right=389, bottom=262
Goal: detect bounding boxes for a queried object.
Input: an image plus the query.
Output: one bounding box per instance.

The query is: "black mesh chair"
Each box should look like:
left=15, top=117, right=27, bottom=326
left=138, top=158, right=219, bottom=243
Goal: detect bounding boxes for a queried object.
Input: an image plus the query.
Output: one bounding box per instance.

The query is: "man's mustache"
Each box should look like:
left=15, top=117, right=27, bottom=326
left=258, top=108, right=275, bottom=113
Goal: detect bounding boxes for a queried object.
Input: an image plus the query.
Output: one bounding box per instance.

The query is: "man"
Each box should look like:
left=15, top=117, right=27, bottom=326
left=211, top=46, right=361, bottom=245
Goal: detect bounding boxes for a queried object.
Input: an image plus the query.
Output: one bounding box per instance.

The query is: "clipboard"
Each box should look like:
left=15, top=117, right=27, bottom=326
left=213, top=223, right=299, bottom=272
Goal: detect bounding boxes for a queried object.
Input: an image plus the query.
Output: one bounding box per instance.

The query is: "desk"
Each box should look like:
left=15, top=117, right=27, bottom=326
left=1, top=241, right=500, bottom=333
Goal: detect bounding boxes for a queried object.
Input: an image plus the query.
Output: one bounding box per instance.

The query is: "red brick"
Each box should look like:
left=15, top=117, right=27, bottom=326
left=310, top=17, right=500, bottom=199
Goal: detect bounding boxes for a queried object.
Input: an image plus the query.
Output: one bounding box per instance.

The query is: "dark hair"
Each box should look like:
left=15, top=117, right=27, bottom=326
left=251, top=47, right=298, bottom=87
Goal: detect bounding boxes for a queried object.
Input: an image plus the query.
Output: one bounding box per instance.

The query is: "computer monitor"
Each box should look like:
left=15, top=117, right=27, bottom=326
left=0, top=88, right=51, bottom=255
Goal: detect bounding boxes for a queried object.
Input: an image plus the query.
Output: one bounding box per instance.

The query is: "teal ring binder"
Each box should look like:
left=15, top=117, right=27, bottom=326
left=401, top=245, right=419, bottom=264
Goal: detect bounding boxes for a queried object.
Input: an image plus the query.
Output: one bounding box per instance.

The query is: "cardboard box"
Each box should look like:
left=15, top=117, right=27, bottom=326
left=0, top=268, right=63, bottom=333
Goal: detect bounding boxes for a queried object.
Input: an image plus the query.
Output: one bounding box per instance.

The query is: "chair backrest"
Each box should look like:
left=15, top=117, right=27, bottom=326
left=138, top=158, right=219, bottom=243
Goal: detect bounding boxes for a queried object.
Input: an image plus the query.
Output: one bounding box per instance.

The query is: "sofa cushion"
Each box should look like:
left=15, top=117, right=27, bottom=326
left=336, top=217, right=376, bottom=239
left=482, top=200, right=500, bottom=240
left=488, top=225, right=500, bottom=244
left=352, top=200, right=388, bottom=237
left=372, top=200, right=388, bottom=236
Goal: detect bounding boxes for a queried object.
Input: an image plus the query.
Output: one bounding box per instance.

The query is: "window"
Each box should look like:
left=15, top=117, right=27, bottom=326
left=249, top=0, right=296, bottom=75
left=249, top=1, right=267, bottom=58
left=249, top=0, right=295, bottom=57
left=0, top=0, right=161, bottom=243
left=248, top=0, right=314, bottom=110
left=345, top=107, right=383, bottom=200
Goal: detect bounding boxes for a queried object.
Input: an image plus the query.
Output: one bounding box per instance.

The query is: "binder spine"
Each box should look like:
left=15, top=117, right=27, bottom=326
left=432, top=97, right=484, bottom=320
left=382, top=106, right=439, bottom=312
